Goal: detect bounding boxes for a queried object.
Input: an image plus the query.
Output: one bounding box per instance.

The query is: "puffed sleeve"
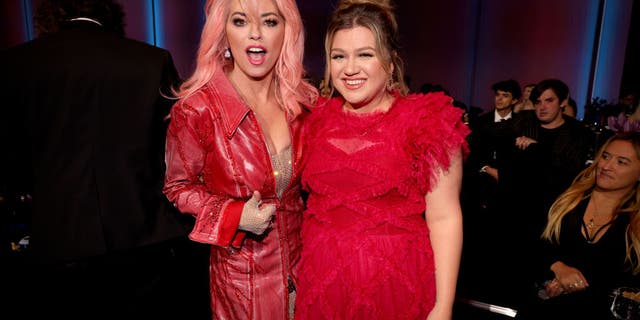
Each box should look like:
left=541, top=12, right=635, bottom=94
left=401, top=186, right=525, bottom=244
left=403, top=92, right=470, bottom=195
left=163, top=98, right=246, bottom=247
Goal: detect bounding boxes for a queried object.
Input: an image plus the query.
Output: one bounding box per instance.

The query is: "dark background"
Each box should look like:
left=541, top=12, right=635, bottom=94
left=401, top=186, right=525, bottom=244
left=2, top=0, right=638, bottom=119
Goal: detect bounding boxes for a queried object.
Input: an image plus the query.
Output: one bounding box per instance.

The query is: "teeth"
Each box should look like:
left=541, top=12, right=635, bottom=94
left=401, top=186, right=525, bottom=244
left=248, top=48, right=264, bottom=53
left=346, top=79, right=364, bottom=85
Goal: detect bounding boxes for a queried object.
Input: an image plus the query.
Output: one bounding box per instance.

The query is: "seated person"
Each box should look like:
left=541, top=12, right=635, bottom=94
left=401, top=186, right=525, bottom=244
left=514, top=83, right=535, bottom=113
left=517, top=132, right=640, bottom=319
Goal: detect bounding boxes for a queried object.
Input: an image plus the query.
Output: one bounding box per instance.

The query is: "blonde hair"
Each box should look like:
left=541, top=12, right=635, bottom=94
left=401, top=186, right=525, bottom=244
left=321, top=0, right=408, bottom=97
left=173, top=0, right=317, bottom=116
left=542, top=132, right=640, bottom=274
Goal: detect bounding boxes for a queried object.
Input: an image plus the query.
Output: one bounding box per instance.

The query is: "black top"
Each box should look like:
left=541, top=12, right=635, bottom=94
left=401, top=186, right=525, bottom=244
left=518, top=199, right=640, bottom=320
left=540, top=199, right=639, bottom=294
left=503, top=111, right=592, bottom=239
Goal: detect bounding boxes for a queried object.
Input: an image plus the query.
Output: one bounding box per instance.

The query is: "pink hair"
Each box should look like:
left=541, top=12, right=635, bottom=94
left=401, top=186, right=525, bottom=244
left=174, top=0, right=317, bottom=116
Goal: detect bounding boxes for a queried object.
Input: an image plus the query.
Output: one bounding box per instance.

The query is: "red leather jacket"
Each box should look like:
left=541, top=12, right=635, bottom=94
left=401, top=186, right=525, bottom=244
left=164, top=71, right=305, bottom=319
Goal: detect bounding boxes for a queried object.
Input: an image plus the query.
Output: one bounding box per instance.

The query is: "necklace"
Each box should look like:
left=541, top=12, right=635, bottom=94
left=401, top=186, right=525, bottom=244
left=586, top=218, right=604, bottom=231
left=589, top=196, right=612, bottom=227
left=585, top=195, right=615, bottom=243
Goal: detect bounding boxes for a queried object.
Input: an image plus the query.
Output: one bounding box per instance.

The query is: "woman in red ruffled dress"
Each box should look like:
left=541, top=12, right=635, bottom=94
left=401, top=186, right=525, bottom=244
left=294, top=1, right=470, bottom=319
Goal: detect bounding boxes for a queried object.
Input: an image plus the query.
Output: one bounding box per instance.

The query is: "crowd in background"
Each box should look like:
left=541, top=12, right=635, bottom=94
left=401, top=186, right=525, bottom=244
left=455, top=78, right=640, bottom=319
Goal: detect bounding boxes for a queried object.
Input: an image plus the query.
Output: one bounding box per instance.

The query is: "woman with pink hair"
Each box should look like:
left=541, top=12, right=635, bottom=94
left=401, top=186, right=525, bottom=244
left=163, top=0, right=317, bottom=318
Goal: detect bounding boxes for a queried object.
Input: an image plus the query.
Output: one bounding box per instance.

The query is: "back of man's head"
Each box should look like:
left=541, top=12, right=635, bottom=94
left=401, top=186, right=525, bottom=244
left=35, top=0, right=125, bottom=37
left=491, top=79, right=522, bottom=100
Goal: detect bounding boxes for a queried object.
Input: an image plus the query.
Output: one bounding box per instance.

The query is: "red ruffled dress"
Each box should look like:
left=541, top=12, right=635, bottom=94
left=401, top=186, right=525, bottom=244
left=295, top=92, right=469, bottom=319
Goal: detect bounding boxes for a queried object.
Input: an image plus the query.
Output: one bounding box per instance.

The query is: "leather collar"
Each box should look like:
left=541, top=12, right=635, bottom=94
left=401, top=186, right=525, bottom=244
left=205, top=70, right=251, bottom=139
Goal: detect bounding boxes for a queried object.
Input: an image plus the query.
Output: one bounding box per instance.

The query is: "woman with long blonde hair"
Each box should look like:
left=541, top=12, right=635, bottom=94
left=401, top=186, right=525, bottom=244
left=518, top=132, right=640, bottom=319
left=163, top=0, right=317, bottom=318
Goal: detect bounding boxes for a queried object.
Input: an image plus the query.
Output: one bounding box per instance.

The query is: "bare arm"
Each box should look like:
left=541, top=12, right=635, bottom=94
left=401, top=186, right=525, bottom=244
left=425, top=149, right=464, bottom=320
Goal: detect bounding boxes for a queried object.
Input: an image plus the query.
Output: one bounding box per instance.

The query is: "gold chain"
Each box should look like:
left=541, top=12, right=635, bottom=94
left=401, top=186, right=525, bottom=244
left=586, top=194, right=614, bottom=237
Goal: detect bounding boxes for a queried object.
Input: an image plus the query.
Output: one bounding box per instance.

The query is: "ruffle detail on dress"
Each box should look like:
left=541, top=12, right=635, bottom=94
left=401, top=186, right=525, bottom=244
left=302, top=98, right=402, bottom=208
left=301, top=93, right=469, bottom=227
left=296, top=226, right=436, bottom=319
left=399, top=92, right=470, bottom=195
left=297, top=93, right=467, bottom=319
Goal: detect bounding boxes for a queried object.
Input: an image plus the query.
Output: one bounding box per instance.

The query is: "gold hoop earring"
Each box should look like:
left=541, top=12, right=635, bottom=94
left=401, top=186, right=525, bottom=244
left=386, top=77, right=395, bottom=92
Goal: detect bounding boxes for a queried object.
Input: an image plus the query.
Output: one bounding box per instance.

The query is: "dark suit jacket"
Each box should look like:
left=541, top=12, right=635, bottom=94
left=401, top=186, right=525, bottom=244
left=466, top=111, right=516, bottom=172
left=462, top=110, right=516, bottom=213
left=1, top=21, right=191, bottom=263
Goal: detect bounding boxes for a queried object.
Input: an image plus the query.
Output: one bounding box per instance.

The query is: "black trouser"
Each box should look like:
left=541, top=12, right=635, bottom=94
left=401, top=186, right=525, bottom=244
left=4, top=237, right=211, bottom=320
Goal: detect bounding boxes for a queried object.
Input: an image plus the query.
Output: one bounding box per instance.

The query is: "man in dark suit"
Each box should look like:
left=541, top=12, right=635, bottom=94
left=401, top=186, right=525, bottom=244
left=466, top=79, right=522, bottom=186
left=1, top=1, right=209, bottom=319
left=458, top=79, right=522, bottom=306
left=462, top=79, right=521, bottom=225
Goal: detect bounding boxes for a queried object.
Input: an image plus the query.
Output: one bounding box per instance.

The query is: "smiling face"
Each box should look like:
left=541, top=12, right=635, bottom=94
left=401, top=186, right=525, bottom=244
left=329, top=26, right=393, bottom=113
left=226, top=0, right=284, bottom=81
left=596, top=140, right=640, bottom=193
